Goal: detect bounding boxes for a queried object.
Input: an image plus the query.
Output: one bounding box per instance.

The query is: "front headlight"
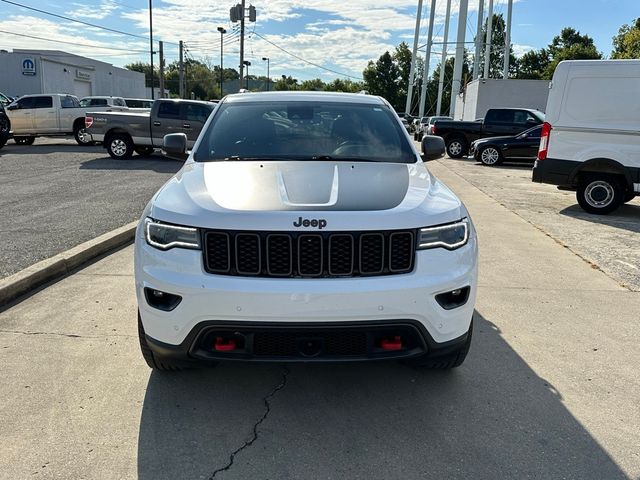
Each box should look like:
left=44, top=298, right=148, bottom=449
left=417, top=218, right=469, bottom=250
left=144, top=218, right=201, bottom=250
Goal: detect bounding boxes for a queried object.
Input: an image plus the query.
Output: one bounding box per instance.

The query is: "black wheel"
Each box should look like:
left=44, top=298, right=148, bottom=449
left=134, top=146, right=154, bottom=157
left=14, top=136, right=35, bottom=145
left=74, top=121, right=93, bottom=145
left=479, top=145, right=503, bottom=166
left=576, top=174, right=625, bottom=215
left=0, top=116, right=9, bottom=149
left=106, top=133, right=134, bottom=159
left=624, top=192, right=635, bottom=203
left=403, top=319, right=473, bottom=369
left=446, top=137, right=468, bottom=159
left=138, top=313, right=184, bottom=371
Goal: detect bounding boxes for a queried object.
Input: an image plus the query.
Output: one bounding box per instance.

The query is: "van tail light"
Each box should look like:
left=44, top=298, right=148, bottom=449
left=537, top=122, right=552, bottom=160
left=85, top=116, right=93, bottom=129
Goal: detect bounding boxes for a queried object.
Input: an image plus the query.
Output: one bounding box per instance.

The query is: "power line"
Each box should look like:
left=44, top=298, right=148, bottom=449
left=252, top=32, right=362, bottom=80
left=0, top=0, right=178, bottom=46
left=0, top=28, right=149, bottom=52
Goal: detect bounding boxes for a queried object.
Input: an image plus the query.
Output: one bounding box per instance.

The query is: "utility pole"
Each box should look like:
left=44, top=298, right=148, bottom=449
left=231, top=2, right=256, bottom=93
left=405, top=0, right=423, bottom=116
left=239, top=0, right=246, bottom=88
left=503, top=0, right=513, bottom=78
left=473, top=0, right=484, bottom=79
left=449, top=0, right=469, bottom=118
left=436, top=0, right=452, bottom=116
left=418, top=0, right=437, bottom=118
left=179, top=40, right=185, bottom=99
left=148, top=0, right=154, bottom=99
left=217, top=27, right=226, bottom=97
left=262, top=57, right=270, bottom=91
left=158, top=40, right=165, bottom=98
left=484, top=0, right=494, bottom=79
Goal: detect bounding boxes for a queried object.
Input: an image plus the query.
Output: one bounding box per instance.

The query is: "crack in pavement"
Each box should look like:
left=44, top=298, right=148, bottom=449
left=0, top=330, right=136, bottom=339
left=208, top=366, right=290, bottom=479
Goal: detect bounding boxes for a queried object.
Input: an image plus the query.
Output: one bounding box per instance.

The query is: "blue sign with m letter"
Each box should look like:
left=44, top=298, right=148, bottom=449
left=22, top=58, right=36, bottom=76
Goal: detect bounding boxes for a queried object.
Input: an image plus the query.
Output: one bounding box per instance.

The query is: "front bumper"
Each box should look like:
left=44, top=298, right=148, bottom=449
left=135, top=226, right=478, bottom=362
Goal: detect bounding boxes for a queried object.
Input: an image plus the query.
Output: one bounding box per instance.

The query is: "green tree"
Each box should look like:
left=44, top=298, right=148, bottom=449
left=543, top=27, right=601, bottom=78
left=300, top=78, right=325, bottom=90
left=324, top=78, right=365, bottom=93
left=422, top=54, right=471, bottom=116
left=125, top=62, right=156, bottom=88
left=612, top=18, right=640, bottom=59
left=475, top=14, right=518, bottom=79
left=393, top=42, right=413, bottom=104
left=363, top=51, right=400, bottom=109
left=273, top=75, right=299, bottom=91
left=516, top=49, right=550, bottom=80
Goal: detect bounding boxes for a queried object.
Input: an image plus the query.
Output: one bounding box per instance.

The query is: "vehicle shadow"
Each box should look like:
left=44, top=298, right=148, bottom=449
left=559, top=203, right=640, bottom=233
left=79, top=156, right=184, bottom=174
left=136, top=312, right=627, bottom=480
left=0, top=142, right=101, bottom=155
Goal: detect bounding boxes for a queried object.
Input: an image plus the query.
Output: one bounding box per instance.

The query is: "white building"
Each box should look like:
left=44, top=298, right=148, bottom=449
left=0, top=49, right=146, bottom=99
left=454, top=78, right=551, bottom=120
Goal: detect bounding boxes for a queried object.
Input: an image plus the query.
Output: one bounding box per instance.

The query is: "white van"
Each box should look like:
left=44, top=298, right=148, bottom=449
left=532, top=60, right=640, bottom=214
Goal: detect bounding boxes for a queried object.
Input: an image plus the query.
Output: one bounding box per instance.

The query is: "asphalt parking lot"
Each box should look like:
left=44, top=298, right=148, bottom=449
left=0, top=156, right=638, bottom=479
left=0, top=138, right=181, bottom=279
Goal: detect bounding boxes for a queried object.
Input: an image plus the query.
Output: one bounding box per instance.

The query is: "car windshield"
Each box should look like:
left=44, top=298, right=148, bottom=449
left=197, top=100, right=416, bottom=163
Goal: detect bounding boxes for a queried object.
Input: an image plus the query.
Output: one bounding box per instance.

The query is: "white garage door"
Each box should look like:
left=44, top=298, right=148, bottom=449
left=74, top=80, right=91, bottom=98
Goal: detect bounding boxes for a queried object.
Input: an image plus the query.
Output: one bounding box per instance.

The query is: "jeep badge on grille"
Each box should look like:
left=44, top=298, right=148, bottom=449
left=293, top=217, right=327, bottom=229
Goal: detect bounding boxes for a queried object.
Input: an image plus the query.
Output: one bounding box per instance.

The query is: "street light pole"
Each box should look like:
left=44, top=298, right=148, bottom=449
left=217, top=27, right=226, bottom=98
left=149, top=0, right=154, bottom=99
left=262, top=57, right=269, bottom=91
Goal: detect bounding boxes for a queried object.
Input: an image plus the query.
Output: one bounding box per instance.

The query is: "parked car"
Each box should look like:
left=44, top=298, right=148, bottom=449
left=425, top=116, right=452, bottom=136
left=431, top=108, right=545, bottom=158
left=124, top=98, right=154, bottom=109
left=400, top=117, right=412, bottom=133
left=5, top=93, right=123, bottom=145
left=470, top=125, right=541, bottom=166
left=135, top=91, right=477, bottom=371
left=85, top=99, right=215, bottom=158
left=0, top=102, right=9, bottom=149
left=533, top=60, right=639, bottom=214
left=79, top=96, right=129, bottom=109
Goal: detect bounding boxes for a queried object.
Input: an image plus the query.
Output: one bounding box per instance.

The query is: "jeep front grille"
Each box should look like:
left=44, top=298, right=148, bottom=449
left=203, top=230, right=415, bottom=278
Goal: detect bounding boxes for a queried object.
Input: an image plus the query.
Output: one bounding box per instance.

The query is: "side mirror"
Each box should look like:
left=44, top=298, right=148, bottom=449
left=7, top=104, right=18, bottom=111
left=421, top=135, right=446, bottom=162
left=162, top=133, right=189, bottom=161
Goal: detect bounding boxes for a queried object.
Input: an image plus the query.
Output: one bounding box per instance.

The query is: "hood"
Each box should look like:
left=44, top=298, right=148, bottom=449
left=149, top=160, right=465, bottom=231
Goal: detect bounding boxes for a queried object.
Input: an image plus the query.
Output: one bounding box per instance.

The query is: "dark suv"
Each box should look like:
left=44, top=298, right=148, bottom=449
left=0, top=103, right=10, bottom=149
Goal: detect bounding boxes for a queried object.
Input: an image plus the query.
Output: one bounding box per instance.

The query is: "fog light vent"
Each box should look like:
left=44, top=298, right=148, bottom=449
left=435, top=286, right=470, bottom=310
left=144, top=287, right=182, bottom=311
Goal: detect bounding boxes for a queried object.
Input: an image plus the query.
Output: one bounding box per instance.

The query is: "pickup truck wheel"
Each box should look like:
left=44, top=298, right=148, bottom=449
left=134, top=146, right=154, bottom=157
left=74, top=124, right=93, bottom=145
left=14, top=136, right=35, bottom=145
left=479, top=146, right=502, bottom=166
left=446, top=138, right=467, bottom=159
left=106, top=134, right=134, bottom=159
left=576, top=174, right=625, bottom=215
left=403, top=319, right=473, bottom=369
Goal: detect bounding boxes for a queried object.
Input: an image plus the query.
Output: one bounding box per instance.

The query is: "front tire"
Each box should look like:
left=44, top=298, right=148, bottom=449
left=446, top=137, right=467, bottom=159
left=106, top=133, right=134, bottom=159
left=138, top=313, right=184, bottom=371
left=403, top=319, right=473, bottom=369
left=479, top=146, right=503, bottom=166
left=576, top=174, right=625, bottom=215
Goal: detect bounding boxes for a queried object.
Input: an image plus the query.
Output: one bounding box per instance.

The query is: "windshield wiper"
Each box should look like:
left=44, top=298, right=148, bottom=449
left=221, top=155, right=308, bottom=161
left=311, top=155, right=378, bottom=162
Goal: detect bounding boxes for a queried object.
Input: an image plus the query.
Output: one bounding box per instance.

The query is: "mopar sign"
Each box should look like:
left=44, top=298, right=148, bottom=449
left=22, top=58, right=36, bottom=76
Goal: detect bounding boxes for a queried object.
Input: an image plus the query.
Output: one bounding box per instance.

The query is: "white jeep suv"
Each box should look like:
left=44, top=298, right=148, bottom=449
left=135, top=92, right=478, bottom=370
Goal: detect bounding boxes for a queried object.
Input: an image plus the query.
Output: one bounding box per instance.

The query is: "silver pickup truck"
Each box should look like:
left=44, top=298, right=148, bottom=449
left=86, top=99, right=215, bottom=159
left=5, top=93, right=128, bottom=145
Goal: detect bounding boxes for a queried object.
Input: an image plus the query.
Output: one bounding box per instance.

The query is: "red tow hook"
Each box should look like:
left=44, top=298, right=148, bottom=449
left=380, top=336, right=403, bottom=351
left=214, top=337, right=237, bottom=352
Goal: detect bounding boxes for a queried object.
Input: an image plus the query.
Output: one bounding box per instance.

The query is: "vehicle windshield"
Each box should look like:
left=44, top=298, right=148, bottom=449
left=197, top=100, right=417, bottom=163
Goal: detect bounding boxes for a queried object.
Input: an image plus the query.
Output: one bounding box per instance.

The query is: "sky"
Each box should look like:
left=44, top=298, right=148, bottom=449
left=0, top=0, right=638, bottom=82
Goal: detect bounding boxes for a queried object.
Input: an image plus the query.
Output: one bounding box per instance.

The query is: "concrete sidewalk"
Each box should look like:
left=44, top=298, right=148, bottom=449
left=0, top=160, right=638, bottom=479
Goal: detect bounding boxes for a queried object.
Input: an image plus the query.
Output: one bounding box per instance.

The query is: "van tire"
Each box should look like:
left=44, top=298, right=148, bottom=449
left=576, top=174, right=625, bottom=215
left=106, top=133, right=134, bottom=159
left=446, top=137, right=467, bottom=159
left=403, top=319, right=473, bottom=369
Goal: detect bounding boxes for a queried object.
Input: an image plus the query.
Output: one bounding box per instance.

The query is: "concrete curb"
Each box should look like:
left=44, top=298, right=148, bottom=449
left=0, top=221, right=138, bottom=307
